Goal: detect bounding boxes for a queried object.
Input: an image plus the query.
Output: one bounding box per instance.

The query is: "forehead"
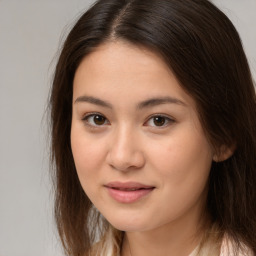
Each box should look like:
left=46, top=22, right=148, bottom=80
left=75, top=40, right=171, bottom=80
left=73, top=40, right=195, bottom=109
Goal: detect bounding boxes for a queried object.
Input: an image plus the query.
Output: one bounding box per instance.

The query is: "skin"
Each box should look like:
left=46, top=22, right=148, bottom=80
left=71, top=41, right=215, bottom=256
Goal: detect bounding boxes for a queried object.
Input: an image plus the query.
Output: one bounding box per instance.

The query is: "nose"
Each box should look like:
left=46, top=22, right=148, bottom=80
left=106, top=126, right=145, bottom=171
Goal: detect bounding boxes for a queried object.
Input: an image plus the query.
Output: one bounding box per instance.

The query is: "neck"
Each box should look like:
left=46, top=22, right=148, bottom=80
left=121, top=210, right=210, bottom=256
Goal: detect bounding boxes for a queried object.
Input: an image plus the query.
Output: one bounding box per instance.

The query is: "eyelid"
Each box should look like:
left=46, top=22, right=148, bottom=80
left=81, top=112, right=175, bottom=129
left=82, top=112, right=110, bottom=127
left=144, top=114, right=175, bottom=127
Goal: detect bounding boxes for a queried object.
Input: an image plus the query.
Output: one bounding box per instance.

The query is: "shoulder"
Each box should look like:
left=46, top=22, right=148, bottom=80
left=220, top=235, right=254, bottom=256
left=87, top=240, right=115, bottom=256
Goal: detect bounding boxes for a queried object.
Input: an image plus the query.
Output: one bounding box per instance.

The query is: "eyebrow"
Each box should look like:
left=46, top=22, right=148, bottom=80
left=137, top=97, right=186, bottom=109
left=74, top=95, right=112, bottom=108
left=74, top=95, right=186, bottom=109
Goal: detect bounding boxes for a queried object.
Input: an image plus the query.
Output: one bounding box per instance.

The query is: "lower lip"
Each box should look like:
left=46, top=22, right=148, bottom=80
left=106, top=187, right=154, bottom=203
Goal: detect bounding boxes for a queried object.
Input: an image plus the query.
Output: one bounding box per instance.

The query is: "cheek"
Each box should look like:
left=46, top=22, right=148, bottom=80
left=71, top=132, right=108, bottom=209
left=70, top=126, right=106, bottom=188
left=141, top=135, right=212, bottom=228
left=147, top=128, right=213, bottom=201
left=150, top=139, right=211, bottom=173
left=71, top=138, right=98, bottom=171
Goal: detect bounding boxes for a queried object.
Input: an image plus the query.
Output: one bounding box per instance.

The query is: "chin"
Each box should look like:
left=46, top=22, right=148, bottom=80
left=105, top=214, right=152, bottom=232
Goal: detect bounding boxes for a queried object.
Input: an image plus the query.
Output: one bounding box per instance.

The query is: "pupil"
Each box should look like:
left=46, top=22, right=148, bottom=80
left=94, top=115, right=105, bottom=125
left=154, top=116, right=165, bottom=126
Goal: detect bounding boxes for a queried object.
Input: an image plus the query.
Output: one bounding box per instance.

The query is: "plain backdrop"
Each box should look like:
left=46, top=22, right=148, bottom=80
left=0, top=0, right=255, bottom=255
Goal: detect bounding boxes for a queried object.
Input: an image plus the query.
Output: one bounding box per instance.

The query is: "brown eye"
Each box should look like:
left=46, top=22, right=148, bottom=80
left=145, top=115, right=174, bottom=127
left=153, top=116, right=166, bottom=126
left=83, top=114, right=109, bottom=126
left=93, top=115, right=106, bottom=125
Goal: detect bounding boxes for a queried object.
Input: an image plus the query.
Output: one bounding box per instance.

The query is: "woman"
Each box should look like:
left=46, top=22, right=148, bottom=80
left=49, top=0, right=256, bottom=255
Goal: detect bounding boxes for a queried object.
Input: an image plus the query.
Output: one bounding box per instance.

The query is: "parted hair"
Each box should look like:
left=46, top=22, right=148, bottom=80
left=49, top=0, right=256, bottom=255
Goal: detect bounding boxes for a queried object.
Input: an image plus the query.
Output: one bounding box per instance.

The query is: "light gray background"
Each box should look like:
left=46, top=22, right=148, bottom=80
left=0, top=1, right=255, bottom=256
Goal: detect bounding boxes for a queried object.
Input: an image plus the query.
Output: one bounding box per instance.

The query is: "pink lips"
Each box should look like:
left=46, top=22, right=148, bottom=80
left=105, top=182, right=155, bottom=203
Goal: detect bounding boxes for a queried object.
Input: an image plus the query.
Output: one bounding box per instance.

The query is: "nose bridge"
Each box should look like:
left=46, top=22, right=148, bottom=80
left=107, top=124, right=144, bottom=171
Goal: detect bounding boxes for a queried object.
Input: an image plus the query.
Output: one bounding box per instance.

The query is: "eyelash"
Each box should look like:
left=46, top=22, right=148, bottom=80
left=82, top=112, right=110, bottom=128
left=145, top=114, right=175, bottom=128
left=81, top=112, right=175, bottom=129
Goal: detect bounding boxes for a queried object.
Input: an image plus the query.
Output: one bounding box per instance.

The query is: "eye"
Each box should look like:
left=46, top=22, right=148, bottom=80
left=145, top=115, right=174, bottom=127
left=82, top=113, right=109, bottom=127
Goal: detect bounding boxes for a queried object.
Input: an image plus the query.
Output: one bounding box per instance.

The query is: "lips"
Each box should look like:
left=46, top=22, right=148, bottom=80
left=104, top=182, right=155, bottom=203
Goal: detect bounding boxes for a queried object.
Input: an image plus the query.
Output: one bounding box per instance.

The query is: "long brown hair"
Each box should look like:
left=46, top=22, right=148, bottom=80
left=49, top=0, right=256, bottom=255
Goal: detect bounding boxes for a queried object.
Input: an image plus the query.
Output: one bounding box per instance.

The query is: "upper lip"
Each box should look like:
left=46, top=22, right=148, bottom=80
left=105, top=181, right=155, bottom=190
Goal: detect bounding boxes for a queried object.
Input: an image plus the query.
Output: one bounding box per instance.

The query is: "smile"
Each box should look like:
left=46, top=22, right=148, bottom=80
left=104, top=182, right=155, bottom=203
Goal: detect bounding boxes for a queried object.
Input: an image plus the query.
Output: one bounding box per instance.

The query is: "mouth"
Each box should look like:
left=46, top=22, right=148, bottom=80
left=111, top=187, right=150, bottom=191
left=104, top=182, right=155, bottom=203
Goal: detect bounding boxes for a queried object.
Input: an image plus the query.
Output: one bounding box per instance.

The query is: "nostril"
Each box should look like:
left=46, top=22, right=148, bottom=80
left=106, top=138, right=145, bottom=171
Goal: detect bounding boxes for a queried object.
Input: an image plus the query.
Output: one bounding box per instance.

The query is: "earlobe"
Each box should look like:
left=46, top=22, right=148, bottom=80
left=213, top=144, right=236, bottom=162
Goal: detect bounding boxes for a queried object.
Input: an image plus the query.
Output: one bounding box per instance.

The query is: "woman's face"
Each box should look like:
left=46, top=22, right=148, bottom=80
left=71, top=41, right=214, bottom=233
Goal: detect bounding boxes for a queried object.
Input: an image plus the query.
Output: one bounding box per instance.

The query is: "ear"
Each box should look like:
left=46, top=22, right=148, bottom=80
left=213, top=144, right=236, bottom=162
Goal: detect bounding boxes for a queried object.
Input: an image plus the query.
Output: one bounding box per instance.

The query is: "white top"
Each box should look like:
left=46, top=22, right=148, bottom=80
left=188, top=236, right=253, bottom=256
